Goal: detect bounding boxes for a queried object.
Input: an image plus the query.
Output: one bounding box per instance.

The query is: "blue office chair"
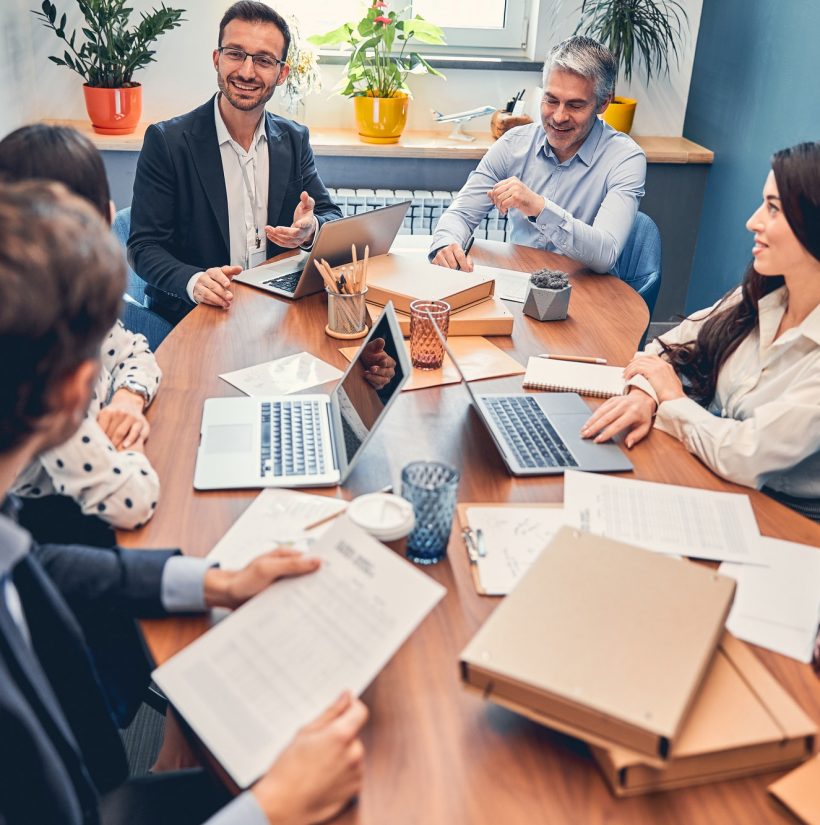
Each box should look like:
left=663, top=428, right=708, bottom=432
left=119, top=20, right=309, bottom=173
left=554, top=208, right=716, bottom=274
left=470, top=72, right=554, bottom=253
left=120, top=296, right=172, bottom=351
left=112, top=206, right=148, bottom=306
left=613, top=212, right=662, bottom=349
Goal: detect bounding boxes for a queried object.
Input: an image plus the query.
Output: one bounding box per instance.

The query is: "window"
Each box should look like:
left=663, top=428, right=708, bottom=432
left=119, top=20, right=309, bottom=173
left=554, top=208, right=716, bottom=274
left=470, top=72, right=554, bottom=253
left=279, top=0, right=532, bottom=56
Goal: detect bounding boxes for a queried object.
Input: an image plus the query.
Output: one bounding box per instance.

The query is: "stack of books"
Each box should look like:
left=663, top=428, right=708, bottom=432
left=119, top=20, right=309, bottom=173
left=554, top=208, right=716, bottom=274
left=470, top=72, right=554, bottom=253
left=460, top=527, right=816, bottom=796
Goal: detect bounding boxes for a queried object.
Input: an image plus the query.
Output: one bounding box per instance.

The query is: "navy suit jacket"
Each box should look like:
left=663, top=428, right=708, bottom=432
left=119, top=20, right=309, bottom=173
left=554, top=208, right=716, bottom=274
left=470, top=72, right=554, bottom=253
left=0, top=536, right=175, bottom=825
left=128, top=96, right=342, bottom=325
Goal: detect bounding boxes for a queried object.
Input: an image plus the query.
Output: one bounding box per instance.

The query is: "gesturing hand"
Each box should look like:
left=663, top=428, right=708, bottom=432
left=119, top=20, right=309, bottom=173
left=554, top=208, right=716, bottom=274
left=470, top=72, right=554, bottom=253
left=488, top=176, right=545, bottom=218
left=266, top=191, right=317, bottom=249
left=193, top=265, right=241, bottom=309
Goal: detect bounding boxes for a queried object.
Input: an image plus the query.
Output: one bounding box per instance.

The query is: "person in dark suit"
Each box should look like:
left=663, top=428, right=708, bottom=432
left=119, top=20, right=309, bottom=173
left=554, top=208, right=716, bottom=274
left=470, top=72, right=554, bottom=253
left=129, top=1, right=342, bottom=326
left=0, top=181, right=366, bottom=824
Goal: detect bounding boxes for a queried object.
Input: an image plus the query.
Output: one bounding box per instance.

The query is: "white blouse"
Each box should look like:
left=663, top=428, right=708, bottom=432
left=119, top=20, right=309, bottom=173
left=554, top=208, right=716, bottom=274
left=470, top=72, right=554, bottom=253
left=638, top=286, right=820, bottom=497
left=13, top=322, right=163, bottom=529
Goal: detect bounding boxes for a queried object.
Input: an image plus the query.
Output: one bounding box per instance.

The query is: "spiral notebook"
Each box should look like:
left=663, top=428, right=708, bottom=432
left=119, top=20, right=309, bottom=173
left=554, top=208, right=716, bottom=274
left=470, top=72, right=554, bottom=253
left=522, top=356, right=626, bottom=398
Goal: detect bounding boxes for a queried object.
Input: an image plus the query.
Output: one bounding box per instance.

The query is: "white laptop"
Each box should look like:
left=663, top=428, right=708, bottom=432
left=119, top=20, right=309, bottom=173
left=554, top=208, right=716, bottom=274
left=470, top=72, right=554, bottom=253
left=234, top=201, right=411, bottom=299
left=194, top=303, right=410, bottom=490
left=435, top=328, right=633, bottom=476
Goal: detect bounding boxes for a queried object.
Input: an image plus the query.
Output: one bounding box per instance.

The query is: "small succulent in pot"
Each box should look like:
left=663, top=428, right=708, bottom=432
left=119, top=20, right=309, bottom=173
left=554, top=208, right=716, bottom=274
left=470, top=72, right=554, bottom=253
left=523, top=268, right=571, bottom=321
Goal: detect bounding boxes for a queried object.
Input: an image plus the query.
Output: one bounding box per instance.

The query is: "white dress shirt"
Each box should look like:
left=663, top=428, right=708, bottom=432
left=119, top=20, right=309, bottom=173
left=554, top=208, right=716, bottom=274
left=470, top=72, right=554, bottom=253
left=635, top=286, right=820, bottom=497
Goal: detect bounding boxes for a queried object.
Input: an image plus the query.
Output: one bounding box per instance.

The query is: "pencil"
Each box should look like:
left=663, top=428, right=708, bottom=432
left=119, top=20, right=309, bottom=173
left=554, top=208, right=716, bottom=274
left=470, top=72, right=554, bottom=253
left=304, top=508, right=345, bottom=532
left=537, top=353, right=608, bottom=365
left=363, top=244, right=369, bottom=290
left=351, top=244, right=359, bottom=292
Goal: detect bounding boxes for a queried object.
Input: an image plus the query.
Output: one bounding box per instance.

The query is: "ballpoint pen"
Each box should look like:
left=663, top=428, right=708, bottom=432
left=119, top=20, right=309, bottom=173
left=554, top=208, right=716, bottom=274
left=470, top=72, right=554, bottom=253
left=538, top=353, right=608, bottom=365
left=456, top=235, right=475, bottom=271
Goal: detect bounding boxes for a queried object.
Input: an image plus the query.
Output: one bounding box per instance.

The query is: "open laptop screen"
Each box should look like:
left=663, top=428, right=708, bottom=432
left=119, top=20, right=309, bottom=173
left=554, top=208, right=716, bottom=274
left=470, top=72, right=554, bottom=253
left=334, top=310, right=405, bottom=466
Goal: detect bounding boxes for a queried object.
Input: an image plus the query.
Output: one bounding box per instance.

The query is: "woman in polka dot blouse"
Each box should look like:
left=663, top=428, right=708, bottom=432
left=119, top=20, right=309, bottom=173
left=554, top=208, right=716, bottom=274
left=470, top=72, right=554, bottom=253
left=0, top=124, right=162, bottom=531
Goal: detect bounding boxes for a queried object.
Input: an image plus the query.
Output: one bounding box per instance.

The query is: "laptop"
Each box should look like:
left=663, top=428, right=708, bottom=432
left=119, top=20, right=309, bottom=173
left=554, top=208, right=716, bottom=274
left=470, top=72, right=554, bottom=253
left=233, top=201, right=411, bottom=299
left=436, top=330, right=633, bottom=476
left=193, top=303, right=410, bottom=490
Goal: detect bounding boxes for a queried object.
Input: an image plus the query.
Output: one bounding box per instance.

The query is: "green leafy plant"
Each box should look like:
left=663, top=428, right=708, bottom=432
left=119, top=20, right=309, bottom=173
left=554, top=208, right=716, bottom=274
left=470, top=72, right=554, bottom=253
left=574, top=0, right=688, bottom=85
left=308, top=1, right=446, bottom=98
left=33, top=0, right=185, bottom=88
left=531, top=269, right=570, bottom=290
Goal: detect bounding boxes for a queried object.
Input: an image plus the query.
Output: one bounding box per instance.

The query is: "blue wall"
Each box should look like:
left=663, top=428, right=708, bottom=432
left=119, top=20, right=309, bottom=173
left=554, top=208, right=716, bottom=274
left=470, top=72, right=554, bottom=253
left=683, top=0, right=820, bottom=312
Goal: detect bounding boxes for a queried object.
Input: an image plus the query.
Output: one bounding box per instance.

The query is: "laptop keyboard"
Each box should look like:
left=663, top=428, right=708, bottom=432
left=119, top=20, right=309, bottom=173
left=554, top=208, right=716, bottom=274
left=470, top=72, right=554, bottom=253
left=260, top=400, right=327, bottom=477
left=262, top=270, right=303, bottom=293
left=483, top=396, right=578, bottom=469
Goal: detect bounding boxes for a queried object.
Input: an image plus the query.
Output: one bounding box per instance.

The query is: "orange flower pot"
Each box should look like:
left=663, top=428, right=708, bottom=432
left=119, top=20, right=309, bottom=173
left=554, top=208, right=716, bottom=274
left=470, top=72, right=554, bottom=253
left=83, top=84, right=142, bottom=135
left=353, top=93, right=409, bottom=145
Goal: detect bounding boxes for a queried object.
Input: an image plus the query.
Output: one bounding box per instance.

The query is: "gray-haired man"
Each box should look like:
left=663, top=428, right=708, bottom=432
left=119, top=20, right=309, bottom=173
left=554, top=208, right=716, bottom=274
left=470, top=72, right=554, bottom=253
left=430, top=36, right=646, bottom=274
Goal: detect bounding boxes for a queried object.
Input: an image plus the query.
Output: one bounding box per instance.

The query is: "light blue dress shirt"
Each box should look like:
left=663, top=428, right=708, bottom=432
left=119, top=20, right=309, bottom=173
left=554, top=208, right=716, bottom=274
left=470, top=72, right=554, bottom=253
left=430, top=117, right=646, bottom=273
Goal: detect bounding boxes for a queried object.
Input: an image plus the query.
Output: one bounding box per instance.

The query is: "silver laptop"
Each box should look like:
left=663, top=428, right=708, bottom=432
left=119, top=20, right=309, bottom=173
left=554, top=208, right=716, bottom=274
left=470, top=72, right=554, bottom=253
left=437, top=332, right=633, bottom=476
left=194, top=303, right=410, bottom=490
left=234, top=201, right=411, bottom=299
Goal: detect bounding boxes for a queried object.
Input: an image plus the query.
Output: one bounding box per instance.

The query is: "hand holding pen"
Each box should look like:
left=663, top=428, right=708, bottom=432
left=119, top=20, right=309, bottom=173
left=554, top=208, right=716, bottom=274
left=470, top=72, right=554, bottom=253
left=455, top=235, right=475, bottom=272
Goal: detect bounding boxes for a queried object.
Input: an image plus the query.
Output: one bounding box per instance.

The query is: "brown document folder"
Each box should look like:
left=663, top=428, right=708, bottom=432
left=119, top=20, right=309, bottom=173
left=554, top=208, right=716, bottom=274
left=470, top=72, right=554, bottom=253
left=364, top=252, right=495, bottom=314
left=769, top=753, right=820, bottom=825
left=366, top=296, right=514, bottom=336
left=460, top=527, right=736, bottom=763
left=591, top=633, right=816, bottom=795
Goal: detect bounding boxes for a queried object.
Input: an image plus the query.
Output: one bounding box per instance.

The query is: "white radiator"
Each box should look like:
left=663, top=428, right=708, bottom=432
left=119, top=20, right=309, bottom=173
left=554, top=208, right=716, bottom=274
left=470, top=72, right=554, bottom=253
left=326, top=188, right=511, bottom=242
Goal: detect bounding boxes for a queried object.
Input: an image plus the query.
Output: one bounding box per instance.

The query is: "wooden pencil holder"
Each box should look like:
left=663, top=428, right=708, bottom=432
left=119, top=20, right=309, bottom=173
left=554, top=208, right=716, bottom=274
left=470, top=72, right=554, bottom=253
left=490, top=110, right=533, bottom=140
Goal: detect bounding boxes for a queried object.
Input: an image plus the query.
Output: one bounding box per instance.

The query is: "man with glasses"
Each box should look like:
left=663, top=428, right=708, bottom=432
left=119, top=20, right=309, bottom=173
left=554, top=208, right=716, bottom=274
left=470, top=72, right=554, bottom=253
left=129, top=1, right=341, bottom=325
left=429, top=36, right=646, bottom=275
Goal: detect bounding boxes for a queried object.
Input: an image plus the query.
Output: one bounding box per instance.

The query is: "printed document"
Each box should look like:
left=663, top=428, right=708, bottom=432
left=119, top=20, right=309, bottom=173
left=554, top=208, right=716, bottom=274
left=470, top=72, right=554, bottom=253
left=154, top=519, right=445, bottom=789
left=562, top=470, right=763, bottom=564
left=719, top=537, right=820, bottom=662
left=208, top=489, right=348, bottom=570
left=220, top=351, right=342, bottom=397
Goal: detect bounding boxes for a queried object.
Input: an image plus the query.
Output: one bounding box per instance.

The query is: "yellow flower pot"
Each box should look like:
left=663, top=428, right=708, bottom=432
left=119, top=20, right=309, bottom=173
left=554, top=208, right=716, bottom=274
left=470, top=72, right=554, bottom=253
left=602, top=96, right=637, bottom=134
left=353, top=93, right=409, bottom=145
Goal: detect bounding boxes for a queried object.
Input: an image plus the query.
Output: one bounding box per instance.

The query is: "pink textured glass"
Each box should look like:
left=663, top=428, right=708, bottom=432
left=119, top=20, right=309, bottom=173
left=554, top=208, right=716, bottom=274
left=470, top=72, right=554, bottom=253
left=409, top=300, right=450, bottom=370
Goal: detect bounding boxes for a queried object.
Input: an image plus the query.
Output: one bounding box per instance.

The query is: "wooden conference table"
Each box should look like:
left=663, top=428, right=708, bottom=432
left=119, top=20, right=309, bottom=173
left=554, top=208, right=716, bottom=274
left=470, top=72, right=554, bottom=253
left=120, top=241, right=820, bottom=825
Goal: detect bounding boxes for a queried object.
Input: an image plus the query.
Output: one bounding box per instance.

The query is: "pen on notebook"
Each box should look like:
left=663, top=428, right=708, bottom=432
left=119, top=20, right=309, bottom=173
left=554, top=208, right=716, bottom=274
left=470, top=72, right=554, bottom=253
left=537, top=353, right=608, bottom=365
left=456, top=235, right=475, bottom=271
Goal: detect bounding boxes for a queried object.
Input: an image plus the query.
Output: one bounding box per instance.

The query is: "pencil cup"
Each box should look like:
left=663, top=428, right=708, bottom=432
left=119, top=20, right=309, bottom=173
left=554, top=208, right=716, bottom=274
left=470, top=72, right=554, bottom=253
left=409, top=300, right=450, bottom=370
left=401, top=461, right=460, bottom=565
left=326, top=287, right=369, bottom=340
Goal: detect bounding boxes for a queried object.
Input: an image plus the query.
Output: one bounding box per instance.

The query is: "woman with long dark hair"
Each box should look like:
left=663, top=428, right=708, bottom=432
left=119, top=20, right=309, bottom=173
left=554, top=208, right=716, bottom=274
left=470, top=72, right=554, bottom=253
left=582, top=141, right=820, bottom=521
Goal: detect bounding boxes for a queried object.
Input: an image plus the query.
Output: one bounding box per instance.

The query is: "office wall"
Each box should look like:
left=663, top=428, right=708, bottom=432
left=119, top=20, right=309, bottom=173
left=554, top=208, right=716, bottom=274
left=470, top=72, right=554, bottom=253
left=19, top=0, right=702, bottom=137
left=0, top=0, right=37, bottom=136
left=682, top=0, right=820, bottom=312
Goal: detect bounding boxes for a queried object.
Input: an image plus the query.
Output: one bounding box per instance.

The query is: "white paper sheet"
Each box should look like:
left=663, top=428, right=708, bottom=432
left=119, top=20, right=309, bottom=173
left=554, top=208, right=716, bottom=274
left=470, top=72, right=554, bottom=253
left=155, top=518, right=445, bottom=789
left=472, top=263, right=531, bottom=303
left=208, top=489, right=348, bottom=570
left=562, top=470, right=764, bottom=564
left=719, top=537, right=820, bottom=662
left=219, top=352, right=343, bottom=397
left=464, top=506, right=569, bottom=595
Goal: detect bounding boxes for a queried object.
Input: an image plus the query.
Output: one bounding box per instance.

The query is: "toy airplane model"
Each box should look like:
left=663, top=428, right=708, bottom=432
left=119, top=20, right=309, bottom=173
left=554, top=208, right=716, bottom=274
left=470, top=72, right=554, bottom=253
left=432, top=105, right=496, bottom=142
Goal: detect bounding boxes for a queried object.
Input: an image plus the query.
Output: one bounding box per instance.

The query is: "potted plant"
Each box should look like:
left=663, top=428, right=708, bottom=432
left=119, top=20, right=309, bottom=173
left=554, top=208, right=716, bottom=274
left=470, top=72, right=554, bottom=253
left=33, top=0, right=185, bottom=135
left=574, top=0, right=688, bottom=134
left=523, top=269, right=572, bottom=321
left=281, top=15, right=322, bottom=119
left=309, top=2, right=446, bottom=145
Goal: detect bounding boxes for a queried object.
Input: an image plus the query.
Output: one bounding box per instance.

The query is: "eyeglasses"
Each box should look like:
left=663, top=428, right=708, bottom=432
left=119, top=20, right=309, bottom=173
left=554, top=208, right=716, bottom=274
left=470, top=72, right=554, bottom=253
left=217, top=47, right=286, bottom=72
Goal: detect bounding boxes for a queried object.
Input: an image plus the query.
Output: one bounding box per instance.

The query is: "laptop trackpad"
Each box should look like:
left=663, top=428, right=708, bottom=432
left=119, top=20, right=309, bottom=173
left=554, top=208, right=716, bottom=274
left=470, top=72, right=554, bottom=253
left=205, top=423, right=253, bottom=454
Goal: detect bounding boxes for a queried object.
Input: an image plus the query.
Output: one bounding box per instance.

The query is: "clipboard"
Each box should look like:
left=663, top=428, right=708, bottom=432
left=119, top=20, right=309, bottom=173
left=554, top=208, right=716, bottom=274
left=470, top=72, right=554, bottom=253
left=455, top=502, right=563, bottom=596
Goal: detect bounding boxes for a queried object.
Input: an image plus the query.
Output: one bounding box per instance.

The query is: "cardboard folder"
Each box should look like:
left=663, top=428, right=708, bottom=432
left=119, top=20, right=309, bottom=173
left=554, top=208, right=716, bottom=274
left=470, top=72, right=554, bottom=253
left=769, top=753, right=820, bottom=825
left=460, top=527, right=736, bottom=764
left=363, top=251, right=495, bottom=314
left=367, top=295, right=514, bottom=336
left=591, top=633, right=816, bottom=795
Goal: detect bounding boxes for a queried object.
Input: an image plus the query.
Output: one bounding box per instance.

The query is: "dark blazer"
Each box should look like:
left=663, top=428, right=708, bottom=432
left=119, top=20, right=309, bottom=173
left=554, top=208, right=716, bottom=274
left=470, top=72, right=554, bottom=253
left=128, top=95, right=342, bottom=325
left=0, top=530, right=175, bottom=824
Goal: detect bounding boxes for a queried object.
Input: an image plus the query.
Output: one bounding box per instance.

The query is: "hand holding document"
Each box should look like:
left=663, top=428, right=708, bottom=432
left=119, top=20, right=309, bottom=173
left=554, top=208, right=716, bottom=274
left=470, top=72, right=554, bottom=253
left=562, top=471, right=764, bottom=564
left=220, top=351, right=343, bottom=397
left=155, top=518, right=445, bottom=789
left=719, top=537, right=820, bottom=662
left=208, top=489, right=348, bottom=570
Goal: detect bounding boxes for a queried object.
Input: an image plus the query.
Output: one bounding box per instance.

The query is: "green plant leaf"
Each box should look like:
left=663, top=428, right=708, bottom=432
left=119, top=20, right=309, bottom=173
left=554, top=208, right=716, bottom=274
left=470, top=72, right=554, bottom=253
left=308, top=24, right=353, bottom=47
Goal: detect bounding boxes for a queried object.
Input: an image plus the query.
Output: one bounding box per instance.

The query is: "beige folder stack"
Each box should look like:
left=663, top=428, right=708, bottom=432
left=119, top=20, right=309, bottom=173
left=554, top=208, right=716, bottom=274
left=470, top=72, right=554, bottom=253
left=460, top=527, right=816, bottom=793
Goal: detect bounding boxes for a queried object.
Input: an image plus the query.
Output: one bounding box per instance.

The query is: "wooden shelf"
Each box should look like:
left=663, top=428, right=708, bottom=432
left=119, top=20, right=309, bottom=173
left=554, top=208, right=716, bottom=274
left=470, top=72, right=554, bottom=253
left=44, top=118, right=714, bottom=164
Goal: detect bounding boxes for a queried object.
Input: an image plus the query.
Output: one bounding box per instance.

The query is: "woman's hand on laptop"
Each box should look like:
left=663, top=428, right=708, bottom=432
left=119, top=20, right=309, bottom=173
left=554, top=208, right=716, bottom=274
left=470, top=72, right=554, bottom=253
left=580, top=389, right=657, bottom=449
left=266, top=191, right=317, bottom=249
left=193, top=265, right=241, bottom=309
left=203, top=548, right=321, bottom=610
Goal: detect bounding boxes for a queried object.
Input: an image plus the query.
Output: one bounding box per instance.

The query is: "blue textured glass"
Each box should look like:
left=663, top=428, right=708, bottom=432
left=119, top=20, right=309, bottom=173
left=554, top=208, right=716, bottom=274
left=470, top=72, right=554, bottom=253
left=401, top=461, right=459, bottom=565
